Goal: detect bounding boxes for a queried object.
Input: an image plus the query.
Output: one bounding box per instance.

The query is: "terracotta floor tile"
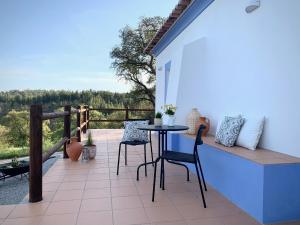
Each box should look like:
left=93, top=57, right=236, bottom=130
left=58, top=182, right=85, bottom=190
left=187, top=217, right=225, bottom=225
left=0, top=205, right=15, bottom=219
left=85, top=180, right=110, bottom=189
left=110, top=178, right=135, bottom=188
left=168, top=192, right=202, bottom=205
left=77, top=211, right=113, bottom=225
left=141, top=193, right=173, bottom=208
left=39, top=213, right=77, bottom=225
left=111, top=186, right=138, bottom=197
left=145, top=205, right=183, bottom=223
left=113, top=208, right=149, bottom=225
left=8, top=202, right=49, bottom=218
left=43, top=182, right=61, bottom=192
left=46, top=200, right=81, bottom=215
left=177, top=202, right=240, bottom=220
left=53, top=189, right=83, bottom=201
left=83, top=188, right=111, bottom=199
left=1, top=216, right=42, bottom=225
left=153, top=221, right=189, bottom=225
left=80, top=198, right=112, bottom=212
left=112, top=196, right=143, bottom=210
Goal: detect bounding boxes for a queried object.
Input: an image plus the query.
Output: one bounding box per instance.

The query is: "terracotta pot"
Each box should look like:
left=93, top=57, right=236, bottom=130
left=67, top=137, right=82, bottom=161
left=195, top=117, right=210, bottom=137
left=187, top=108, right=201, bottom=134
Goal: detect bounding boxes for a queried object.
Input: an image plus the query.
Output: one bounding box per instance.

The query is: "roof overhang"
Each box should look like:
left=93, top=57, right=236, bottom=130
left=144, top=0, right=214, bottom=56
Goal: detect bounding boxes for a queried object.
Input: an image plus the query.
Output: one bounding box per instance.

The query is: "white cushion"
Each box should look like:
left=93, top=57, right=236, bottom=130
left=236, top=116, right=265, bottom=150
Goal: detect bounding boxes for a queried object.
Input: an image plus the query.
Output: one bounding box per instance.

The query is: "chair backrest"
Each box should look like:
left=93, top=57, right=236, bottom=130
left=193, top=125, right=206, bottom=155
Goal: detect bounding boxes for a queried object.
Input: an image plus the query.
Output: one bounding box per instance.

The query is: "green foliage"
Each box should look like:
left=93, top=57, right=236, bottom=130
left=0, top=147, right=28, bottom=160
left=1, top=110, right=29, bottom=147
left=11, top=157, right=20, bottom=167
left=86, top=131, right=94, bottom=146
left=155, top=112, right=162, bottom=119
left=110, top=16, right=165, bottom=107
left=0, top=90, right=154, bottom=159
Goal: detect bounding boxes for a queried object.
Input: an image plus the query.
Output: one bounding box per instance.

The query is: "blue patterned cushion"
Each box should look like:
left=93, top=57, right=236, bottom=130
left=215, top=116, right=244, bottom=147
left=122, top=121, right=149, bottom=142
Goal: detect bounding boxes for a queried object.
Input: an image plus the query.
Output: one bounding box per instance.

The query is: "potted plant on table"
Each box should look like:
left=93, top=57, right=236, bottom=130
left=163, top=104, right=176, bottom=126
left=84, top=131, right=97, bottom=159
left=154, top=112, right=163, bottom=126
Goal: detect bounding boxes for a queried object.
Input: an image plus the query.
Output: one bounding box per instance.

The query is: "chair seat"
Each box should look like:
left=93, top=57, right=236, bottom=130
left=162, top=151, right=196, bottom=163
left=121, top=140, right=148, bottom=145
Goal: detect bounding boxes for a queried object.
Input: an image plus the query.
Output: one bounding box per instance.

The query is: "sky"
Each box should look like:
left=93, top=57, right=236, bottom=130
left=0, top=0, right=178, bottom=92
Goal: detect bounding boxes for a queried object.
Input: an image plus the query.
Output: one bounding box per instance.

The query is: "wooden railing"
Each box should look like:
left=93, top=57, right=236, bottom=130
left=88, top=107, right=154, bottom=123
left=29, top=104, right=87, bottom=202
left=29, top=105, right=154, bottom=203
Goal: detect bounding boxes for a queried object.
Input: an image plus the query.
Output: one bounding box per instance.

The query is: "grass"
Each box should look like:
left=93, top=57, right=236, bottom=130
left=0, top=147, right=28, bottom=160
left=0, top=142, right=61, bottom=160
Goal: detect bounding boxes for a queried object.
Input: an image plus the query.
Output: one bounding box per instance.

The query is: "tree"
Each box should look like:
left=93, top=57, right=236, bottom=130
left=110, top=16, right=165, bottom=107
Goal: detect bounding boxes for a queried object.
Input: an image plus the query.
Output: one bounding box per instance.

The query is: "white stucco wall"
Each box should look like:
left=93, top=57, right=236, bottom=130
left=155, top=0, right=300, bottom=157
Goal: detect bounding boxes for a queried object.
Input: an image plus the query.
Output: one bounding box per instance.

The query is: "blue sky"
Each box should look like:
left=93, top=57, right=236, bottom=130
left=0, top=0, right=177, bottom=92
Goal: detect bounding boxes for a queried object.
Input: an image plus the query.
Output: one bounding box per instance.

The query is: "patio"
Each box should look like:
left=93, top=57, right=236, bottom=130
left=0, top=129, right=297, bottom=225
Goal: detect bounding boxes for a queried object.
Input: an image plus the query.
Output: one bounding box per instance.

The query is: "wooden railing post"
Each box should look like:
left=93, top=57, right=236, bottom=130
left=125, top=106, right=129, bottom=120
left=29, top=105, right=43, bottom=203
left=76, top=105, right=81, bottom=142
left=83, top=105, right=87, bottom=134
left=63, top=105, right=71, bottom=158
left=86, top=106, right=90, bottom=130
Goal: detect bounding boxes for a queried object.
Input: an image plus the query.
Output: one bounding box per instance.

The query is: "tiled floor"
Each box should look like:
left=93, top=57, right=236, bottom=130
left=1, top=129, right=299, bottom=225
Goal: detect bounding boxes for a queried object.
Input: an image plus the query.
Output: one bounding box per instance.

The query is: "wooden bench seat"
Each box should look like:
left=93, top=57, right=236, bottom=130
left=168, top=132, right=300, bottom=224
left=183, top=134, right=300, bottom=165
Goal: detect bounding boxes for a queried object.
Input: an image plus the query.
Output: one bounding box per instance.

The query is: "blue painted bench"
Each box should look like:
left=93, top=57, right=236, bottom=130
left=168, top=133, right=300, bottom=224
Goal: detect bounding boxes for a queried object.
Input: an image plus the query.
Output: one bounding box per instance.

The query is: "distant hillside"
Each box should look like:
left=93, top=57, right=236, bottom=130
left=0, top=90, right=149, bottom=114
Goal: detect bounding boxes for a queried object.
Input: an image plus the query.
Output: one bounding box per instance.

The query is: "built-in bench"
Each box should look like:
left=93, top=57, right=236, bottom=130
left=168, top=133, right=300, bottom=224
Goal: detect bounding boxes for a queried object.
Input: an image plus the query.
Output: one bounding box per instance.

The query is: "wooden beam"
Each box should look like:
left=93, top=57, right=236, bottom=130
left=29, top=105, right=43, bottom=203
left=63, top=105, right=71, bottom=158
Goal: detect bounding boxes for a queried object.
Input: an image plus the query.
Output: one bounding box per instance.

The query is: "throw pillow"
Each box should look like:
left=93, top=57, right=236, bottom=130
left=215, top=116, right=244, bottom=147
left=122, top=120, right=149, bottom=142
left=236, top=116, right=265, bottom=150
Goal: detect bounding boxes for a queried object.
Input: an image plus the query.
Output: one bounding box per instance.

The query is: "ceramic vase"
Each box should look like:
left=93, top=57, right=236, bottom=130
left=166, top=115, right=175, bottom=126
left=67, top=137, right=82, bottom=161
left=154, top=118, right=162, bottom=126
left=195, top=116, right=210, bottom=136
left=187, top=108, right=201, bottom=134
left=85, top=145, right=97, bottom=159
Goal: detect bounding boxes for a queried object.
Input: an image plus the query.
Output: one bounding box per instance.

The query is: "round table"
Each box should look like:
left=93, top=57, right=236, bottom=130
left=137, top=125, right=189, bottom=188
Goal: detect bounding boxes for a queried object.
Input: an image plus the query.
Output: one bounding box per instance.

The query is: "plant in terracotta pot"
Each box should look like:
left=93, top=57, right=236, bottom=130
left=85, top=131, right=97, bottom=159
left=67, top=137, right=83, bottom=161
left=162, top=104, right=176, bottom=126
left=154, top=112, right=163, bottom=126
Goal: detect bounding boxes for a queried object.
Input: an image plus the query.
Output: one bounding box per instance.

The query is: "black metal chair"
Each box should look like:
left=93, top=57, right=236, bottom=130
left=116, top=121, right=154, bottom=176
left=152, top=125, right=207, bottom=208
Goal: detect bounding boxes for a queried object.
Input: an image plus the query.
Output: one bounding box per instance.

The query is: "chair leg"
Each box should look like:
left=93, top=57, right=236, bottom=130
left=117, top=143, right=122, bottom=175
left=144, top=144, right=147, bottom=177
left=162, top=158, right=165, bottom=190
left=197, top=155, right=207, bottom=191
left=125, top=144, right=127, bottom=166
left=195, top=161, right=207, bottom=208
left=150, top=135, right=154, bottom=166
left=152, top=157, right=160, bottom=202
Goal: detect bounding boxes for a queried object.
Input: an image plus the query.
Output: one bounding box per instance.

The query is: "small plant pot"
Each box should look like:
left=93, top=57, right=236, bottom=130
left=154, top=118, right=162, bottom=126
left=84, top=145, right=97, bottom=159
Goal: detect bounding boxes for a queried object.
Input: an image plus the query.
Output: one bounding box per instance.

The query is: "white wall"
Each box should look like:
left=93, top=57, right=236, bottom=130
left=156, top=0, right=300, bottom=157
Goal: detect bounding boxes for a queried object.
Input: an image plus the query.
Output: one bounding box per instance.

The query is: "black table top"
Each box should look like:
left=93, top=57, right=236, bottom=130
left=137, top=125, right=189, bottom=131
